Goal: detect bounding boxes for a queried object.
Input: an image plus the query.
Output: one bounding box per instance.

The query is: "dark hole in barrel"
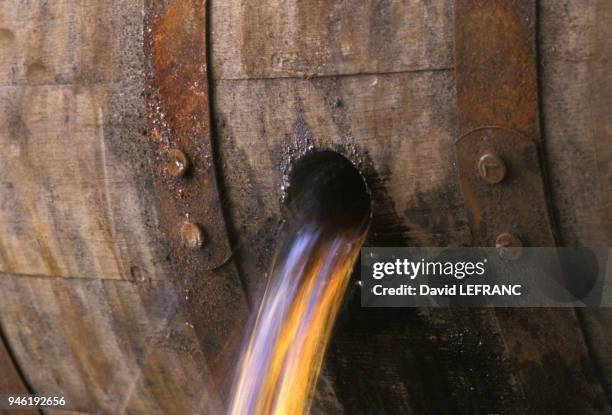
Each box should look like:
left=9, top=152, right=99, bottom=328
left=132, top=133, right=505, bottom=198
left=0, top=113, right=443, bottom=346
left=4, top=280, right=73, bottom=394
left=285, top=150, right=371, bottom=229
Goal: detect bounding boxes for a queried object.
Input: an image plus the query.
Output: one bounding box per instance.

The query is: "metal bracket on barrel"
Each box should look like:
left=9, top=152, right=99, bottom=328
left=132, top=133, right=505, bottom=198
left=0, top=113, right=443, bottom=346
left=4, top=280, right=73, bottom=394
left=455, top=126, right=556, bottom=249
left=144, top=0, right=247, bottom=360
left=454, top=0, right=556, bottom=248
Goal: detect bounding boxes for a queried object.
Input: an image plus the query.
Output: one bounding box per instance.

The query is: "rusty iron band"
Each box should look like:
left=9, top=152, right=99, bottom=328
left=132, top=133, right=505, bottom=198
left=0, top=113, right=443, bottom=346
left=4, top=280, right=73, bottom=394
left=454, top=1, right=609, bottom=412
left=144, top=0, right=247, bottom=363
left=454, top=0, right=555, bottom=247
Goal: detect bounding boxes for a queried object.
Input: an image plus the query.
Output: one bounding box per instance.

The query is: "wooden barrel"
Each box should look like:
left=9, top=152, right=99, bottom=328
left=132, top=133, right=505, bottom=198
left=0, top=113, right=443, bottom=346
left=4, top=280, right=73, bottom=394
left=0, top=1, right=610, bottom=414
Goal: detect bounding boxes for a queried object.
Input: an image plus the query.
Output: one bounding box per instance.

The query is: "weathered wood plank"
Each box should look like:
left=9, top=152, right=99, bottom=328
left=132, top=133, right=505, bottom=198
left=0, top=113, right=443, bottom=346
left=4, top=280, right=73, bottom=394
left=209, top=0, right=453, bottom=80
left=0, top=0, right=165, bottom=281
left=539, top=0, right=612, bottom=405
left=0, top=274, right=222, bottom=414
left=539, top=0, right=612, bottom=247
left=0, top=0, right=142, bottom=87
left=0, top=84, right=167, bottom=281
left=213, top=71, right=469, bottom=294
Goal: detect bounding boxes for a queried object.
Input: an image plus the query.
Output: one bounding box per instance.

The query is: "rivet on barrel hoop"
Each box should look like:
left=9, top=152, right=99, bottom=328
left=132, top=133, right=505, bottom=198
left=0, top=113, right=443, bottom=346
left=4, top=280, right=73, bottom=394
left=165, top=149, right=190, bottom=177
left=495, top=232, right=522, bottom=260
left=180, top=222, right=204, bottom=250
left=478, top=153, right=506, bottom=184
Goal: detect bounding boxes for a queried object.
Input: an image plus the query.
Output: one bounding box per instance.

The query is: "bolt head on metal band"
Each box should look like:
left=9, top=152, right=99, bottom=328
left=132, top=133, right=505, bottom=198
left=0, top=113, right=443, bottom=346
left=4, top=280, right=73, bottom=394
left=166, top=149, right=190, bottom=177
left=495, top=232, right=522, bottom=260
left=478, top=153, right=506, bottom=184
left=180, top=222, right=204, bottom=250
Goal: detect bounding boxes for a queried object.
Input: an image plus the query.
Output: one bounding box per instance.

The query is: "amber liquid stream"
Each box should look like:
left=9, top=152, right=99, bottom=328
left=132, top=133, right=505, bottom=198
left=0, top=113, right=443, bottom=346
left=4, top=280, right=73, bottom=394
left=228, top=216, right=368, bottom=415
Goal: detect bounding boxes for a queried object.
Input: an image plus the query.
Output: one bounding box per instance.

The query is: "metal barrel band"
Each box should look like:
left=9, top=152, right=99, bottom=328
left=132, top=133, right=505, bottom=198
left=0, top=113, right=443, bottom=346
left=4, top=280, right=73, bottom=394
left=454, top=0, right=609, bottom=412
left=144, top=0, right=247, bottom=362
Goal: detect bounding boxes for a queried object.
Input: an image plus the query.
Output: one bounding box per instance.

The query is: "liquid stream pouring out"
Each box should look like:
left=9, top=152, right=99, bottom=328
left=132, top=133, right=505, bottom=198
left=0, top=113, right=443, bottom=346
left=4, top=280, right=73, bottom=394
left=228, top=152, right=371, bottom=415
